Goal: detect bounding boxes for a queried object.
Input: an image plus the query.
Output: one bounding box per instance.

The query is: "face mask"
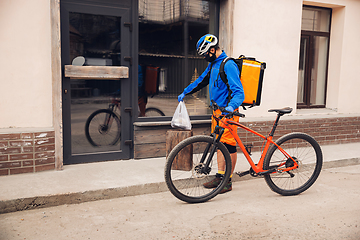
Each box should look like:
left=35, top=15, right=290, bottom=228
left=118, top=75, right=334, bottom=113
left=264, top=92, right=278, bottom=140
left=205, top=52, right=216, bottom=62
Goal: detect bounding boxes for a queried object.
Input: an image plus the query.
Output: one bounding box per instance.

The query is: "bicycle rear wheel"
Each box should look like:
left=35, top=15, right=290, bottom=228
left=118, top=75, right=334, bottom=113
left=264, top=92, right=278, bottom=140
left=264, top=132, right=323, bottom=196
left=85, top=109, right=121, bottom=146
left=145, top=107, right=165, bottom=117
left=164, top=135, right=232, bottom=203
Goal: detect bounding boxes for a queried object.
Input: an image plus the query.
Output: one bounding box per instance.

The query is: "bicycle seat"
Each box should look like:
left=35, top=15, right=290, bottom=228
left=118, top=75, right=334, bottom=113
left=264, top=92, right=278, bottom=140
left=268, top=107, right=293, bottom=115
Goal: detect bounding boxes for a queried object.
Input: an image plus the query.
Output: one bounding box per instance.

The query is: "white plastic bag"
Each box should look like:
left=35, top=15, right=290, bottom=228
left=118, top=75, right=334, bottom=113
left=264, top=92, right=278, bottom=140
left=171, top=101, right=192, bottom=130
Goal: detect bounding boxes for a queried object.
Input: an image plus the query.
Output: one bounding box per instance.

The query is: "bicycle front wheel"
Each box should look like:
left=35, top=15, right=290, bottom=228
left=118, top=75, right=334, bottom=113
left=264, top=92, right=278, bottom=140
left=164, top=135, right=232, bottom=203
left=264, top=132, right=323, bottom=196
left=85, top=109, right=121, bottom=146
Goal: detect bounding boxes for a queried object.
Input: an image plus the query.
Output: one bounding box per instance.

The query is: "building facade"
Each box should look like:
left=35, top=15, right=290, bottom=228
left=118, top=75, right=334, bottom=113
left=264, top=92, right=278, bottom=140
left=0, top=0, right=359, bottom=175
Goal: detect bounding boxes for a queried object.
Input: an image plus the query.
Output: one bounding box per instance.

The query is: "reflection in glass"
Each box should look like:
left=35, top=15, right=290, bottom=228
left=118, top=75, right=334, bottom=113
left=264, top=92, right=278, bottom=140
left=297, top=37, right=307, bottom=104
left=297, top=36, right=328, bottom=106
left=69, top=12, right=122, bottom=154
left=310, top=36, right=328, bottom=106
left=301, top=7, right=331, bottom=32
left=138, top=0, right=212, bottom=117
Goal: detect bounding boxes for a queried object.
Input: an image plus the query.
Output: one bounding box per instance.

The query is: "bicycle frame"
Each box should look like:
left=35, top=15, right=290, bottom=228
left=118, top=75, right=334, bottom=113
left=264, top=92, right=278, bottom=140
left=213, top=113, right=299, bottom=175
left=97, top=98, right=120, bottom=129
left=109, top=98, right=121, bottom=113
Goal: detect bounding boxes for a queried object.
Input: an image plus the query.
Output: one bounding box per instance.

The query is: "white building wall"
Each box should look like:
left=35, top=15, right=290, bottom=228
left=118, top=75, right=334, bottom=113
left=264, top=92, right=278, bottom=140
left=0, top=0, right=52, bottom=128
left=334, top=1, right=360, bottom=113
left=231, top=0, right=303, bottom=118
left=0, top=0, right=358, bottom=126
left=220, top=0, right=360, bottom=118
left=325, top=5, right=344, bottom=111
left=303, top=0, right=360, bottom=114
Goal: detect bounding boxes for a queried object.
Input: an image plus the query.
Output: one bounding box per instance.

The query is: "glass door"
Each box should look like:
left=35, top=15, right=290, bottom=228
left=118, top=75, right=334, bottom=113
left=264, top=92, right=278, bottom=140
left=61, top=3, right=132, bottom=164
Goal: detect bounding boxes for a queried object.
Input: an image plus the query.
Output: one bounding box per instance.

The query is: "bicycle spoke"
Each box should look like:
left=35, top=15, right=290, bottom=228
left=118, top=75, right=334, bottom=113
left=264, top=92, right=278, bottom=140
left=264, top=133, right=322, bottom=196
left=164, top=136, right=232, bottom=203
left=85, top=110, right=121, bottom=146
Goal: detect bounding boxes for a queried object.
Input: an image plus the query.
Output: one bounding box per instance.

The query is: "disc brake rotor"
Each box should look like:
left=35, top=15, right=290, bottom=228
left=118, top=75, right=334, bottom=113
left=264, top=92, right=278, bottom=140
left=192, top=163, right=210, bottom=179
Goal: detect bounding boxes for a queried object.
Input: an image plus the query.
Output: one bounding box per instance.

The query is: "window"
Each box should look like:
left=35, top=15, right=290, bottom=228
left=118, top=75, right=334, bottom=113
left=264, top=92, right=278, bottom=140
left=138, top=0, right=218, bottom=118
left=298, top=6, right=331, bottom=108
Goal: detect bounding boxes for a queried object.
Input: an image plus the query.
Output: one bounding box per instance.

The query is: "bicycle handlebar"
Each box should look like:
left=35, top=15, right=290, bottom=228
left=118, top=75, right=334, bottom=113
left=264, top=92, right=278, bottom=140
left=210, top=100, right=245, bottom=118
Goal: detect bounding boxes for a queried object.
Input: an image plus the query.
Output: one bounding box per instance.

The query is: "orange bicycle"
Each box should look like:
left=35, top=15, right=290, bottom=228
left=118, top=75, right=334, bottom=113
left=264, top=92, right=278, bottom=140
left=164, top=101, right=323, bottom=203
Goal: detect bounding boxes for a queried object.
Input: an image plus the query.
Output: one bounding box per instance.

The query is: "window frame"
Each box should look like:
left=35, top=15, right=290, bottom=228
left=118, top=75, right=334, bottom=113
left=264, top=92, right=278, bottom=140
left=297, top=5, right=332, bottom=109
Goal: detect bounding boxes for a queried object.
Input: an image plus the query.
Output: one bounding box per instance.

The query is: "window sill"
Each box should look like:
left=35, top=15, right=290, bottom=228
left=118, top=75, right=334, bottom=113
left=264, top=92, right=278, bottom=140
left=295, top=108, right=338, bottom=115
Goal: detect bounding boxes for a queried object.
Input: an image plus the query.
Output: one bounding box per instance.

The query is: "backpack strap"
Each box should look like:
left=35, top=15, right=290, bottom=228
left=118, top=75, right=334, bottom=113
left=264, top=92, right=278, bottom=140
left=219, top=57, right=233, bottom=85
left=219, top=57, right=237, bottom=107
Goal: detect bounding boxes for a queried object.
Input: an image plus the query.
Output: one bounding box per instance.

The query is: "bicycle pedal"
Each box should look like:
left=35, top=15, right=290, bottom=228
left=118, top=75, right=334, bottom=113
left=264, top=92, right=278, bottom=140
left=236, top=170, right=250, bottom=177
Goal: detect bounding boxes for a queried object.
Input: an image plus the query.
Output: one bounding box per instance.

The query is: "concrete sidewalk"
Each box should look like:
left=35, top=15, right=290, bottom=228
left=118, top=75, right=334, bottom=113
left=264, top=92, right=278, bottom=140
left=1, top=142, right=360, bottom=213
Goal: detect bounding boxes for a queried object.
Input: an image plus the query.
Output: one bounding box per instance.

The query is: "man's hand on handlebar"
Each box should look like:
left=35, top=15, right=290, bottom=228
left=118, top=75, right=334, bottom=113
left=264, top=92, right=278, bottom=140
left=222, top=106, right=234, bottom=116
left=210, top=100, right=245, bottom=118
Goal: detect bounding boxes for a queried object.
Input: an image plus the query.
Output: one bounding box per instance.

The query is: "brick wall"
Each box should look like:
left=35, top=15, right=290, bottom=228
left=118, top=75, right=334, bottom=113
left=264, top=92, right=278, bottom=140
left=134, top=116, right=360, bottom=159
left=0, top=131, right=55, bottom=176
left=239, top=116, right=360, bottom=152
left=2, top=117, right=359, bottom=174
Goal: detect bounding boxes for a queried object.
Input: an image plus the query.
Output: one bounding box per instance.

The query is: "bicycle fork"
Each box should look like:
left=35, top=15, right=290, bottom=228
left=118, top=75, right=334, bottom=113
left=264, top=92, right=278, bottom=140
left=199, top=126, right=225, bottom=175
left=102, top=104, right=117, bottom=128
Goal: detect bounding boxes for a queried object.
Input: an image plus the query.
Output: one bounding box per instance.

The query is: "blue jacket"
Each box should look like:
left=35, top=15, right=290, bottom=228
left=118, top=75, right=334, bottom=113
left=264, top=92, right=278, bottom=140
left=183, top=51, right=244, bottom=109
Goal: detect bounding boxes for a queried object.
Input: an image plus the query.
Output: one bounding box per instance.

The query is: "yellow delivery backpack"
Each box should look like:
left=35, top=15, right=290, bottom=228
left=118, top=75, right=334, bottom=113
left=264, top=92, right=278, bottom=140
left=219, top=55, right=266, bottom=108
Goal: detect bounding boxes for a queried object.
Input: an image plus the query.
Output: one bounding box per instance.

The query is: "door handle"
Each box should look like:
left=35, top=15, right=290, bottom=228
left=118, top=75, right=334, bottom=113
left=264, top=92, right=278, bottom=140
left=124, top=56, right=132, bottom=66
left=125, top=140, right=133, bottom=149
left=125, top=107, right=132, bottom=116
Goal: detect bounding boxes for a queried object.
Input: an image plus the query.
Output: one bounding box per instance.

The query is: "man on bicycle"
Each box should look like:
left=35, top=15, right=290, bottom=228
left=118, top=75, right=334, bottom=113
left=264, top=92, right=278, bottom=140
left=178, top=34, right=244, bottom=193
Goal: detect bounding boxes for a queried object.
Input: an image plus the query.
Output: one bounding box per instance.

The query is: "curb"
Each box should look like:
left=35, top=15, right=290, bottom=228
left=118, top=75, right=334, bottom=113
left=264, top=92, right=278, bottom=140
left=1, top=158, right=359, bottom=214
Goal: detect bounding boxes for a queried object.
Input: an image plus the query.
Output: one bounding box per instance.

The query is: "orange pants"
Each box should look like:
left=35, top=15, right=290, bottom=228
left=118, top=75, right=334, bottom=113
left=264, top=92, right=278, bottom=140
left=211, top=109, right=239, bottom=146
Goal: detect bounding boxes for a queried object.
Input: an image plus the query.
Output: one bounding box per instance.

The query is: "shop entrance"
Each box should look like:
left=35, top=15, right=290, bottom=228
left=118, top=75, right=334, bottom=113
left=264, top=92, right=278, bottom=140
left=61, top=1, right=133, bottom=164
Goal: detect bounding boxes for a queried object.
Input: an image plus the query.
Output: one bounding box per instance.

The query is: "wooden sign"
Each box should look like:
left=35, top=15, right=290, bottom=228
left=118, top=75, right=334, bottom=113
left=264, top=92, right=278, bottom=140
left=64, top=65, right=129, bottom=80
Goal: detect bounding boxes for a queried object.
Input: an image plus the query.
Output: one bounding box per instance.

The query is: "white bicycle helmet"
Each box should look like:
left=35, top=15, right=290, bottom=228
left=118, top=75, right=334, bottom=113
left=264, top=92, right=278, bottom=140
left=196, top=34, right=218, bottom=56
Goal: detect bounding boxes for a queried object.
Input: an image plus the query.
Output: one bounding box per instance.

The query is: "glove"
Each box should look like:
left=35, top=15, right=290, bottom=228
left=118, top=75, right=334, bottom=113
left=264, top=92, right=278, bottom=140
left=222, top=106, right=234, bottom=115
left=178, top=92, right=185, bottom=102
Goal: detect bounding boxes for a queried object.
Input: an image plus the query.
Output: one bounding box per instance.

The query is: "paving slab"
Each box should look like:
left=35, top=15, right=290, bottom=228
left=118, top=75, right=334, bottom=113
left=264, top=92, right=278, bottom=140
left=1, top=165, right=359, bottom=240
left=0, top=142, right=359, bottom=213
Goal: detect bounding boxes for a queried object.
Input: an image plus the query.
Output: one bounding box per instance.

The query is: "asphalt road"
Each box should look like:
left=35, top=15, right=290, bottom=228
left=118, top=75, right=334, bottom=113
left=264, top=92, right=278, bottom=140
left=1, top=165, right=359, bottom=240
